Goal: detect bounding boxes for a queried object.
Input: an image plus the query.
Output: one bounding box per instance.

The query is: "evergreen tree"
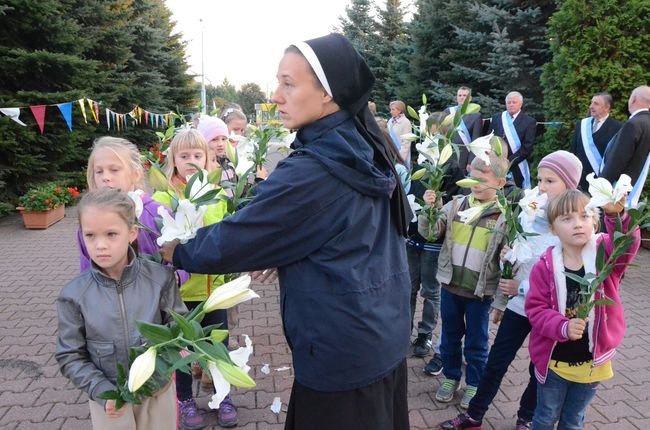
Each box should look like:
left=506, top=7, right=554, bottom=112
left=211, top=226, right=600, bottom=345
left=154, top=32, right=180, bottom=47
left=374, top=0, right=407, bottom=111
left=214, top=78, right=238, bottom=104
left=538, top=0, right=650, bottom=165
left=237, top=83, right=266, bottom=117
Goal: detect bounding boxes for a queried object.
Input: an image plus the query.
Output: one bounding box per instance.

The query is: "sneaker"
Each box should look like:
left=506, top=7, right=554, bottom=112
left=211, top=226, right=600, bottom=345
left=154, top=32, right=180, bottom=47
left=424, top=353, right=444, bottom=376
left=436, top=378, right=461, bottom=402
left=515, top=418, right=532, bottom=430
left=412, top=333, right=432, bottom=357
left=460, top=385, right=477, bottom=409
left=217, top=395, right=238, bottom=428
left=178, top=399, right=205, bottom=430
left=438, top=412, right=483, bottom=430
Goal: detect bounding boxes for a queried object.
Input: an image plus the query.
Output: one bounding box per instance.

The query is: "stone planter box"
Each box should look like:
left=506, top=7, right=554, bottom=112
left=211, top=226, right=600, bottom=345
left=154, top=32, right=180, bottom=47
left=16, top=204, right=65, bottom=229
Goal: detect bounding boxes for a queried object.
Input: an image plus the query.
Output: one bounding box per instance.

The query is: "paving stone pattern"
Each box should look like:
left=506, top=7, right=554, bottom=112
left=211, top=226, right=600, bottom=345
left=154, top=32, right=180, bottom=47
left=1, top=207, right=649, bottom=429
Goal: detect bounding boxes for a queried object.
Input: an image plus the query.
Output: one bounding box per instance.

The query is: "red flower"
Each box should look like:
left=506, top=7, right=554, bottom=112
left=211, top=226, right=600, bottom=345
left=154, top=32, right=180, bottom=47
left=55, top=187, right=61, bottom=193
left=45, top=199, right=52, bottom=204
left=155, top=143, right=161, bottom=149
left=149, top=147, right=154, bottom=152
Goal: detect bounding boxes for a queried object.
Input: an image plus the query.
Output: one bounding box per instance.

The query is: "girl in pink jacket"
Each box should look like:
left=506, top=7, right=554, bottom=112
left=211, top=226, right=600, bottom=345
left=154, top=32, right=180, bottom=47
left=525, top=189, right=640, bottom=429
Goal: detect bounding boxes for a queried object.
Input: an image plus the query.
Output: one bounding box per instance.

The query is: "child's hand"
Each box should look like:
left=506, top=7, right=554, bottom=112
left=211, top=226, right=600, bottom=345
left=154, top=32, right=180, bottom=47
left=499, top=278, right=520, bottom=296
left=105, top=399, right=126, bottom=419
left=500, top=245, right=512, bottom=263
left=423, top=190, right=437, bottom=205
left=256, top=165, right=269, bottom=180
left=567, top=318, right=587, bottom=340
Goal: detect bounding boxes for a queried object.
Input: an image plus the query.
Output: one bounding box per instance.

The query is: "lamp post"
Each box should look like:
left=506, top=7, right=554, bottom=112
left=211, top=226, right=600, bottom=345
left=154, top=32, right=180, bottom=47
left=200, top=19, right=206, bottom=114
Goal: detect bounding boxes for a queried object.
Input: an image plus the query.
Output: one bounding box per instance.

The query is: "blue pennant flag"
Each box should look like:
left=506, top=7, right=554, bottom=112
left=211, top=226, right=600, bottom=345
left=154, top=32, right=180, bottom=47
left=57, top=102, right=73, bottom=131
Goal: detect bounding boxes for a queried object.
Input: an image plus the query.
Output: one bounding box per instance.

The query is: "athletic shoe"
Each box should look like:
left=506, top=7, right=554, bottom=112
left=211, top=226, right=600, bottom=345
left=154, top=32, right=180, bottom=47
left=436, top=378, right=460, bottom=402
left=516, top=418, right=532, bottom=429
left=424, top=353, right=444, bottom=376
left=413, top=333, right=432, bottom=357
left=460, top=385, right=477, bottom=409
left=438, top=412, right=483, bottom=429
left=178, top=399, right=205, bottom=430
left=217, top=395, right=238, bottom=428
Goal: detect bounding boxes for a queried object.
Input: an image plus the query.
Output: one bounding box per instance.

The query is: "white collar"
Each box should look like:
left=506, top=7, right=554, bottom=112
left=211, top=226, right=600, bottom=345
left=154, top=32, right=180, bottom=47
left=630, top=108, right=649, bottom=119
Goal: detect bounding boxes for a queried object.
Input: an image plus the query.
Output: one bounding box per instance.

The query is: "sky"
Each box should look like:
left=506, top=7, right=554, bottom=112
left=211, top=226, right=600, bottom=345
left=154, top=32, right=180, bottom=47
left=164, top=0, right=352, bottom=96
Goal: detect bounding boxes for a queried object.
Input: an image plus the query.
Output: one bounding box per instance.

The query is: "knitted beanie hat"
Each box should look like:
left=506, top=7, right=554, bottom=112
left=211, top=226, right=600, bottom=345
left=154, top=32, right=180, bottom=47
left=197, top=116, right=229, bottom=143
left=537, top=150, right=583, bottom=190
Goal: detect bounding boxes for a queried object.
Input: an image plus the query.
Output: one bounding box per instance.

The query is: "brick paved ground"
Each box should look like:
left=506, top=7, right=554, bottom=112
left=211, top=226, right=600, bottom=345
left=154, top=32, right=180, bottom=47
left=1, top=206, right=649, bottom=429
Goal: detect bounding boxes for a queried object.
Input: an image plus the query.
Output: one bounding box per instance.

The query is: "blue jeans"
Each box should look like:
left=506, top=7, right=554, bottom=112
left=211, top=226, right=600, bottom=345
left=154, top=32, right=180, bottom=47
left=440, top=288, right=492, bottom=387
left=533, top=370, right=598, bottom=430
left=468, top=309, right=536, bottom=422
left=407, top=244, right=441, bottom=336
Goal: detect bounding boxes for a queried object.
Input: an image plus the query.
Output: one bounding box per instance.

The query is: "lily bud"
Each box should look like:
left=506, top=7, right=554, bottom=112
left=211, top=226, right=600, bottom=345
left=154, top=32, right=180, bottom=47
left=127, top=347, right=157, bottom=392
left=203, top=275, right=259, bottom=313
left=492, top=136, right=503, bottom=157
left=466, top=103, right=481, bottom=114
left=225, top=141, right=238, bottom=166
left=215, top=360, right=256, bottom=388
left=149, top=166, right=169, bottom=192
left=441, top=112, right=455, bottom=128
left=411, top=168, right=426, bottom=181
left=439, top=144, right=453, bottom=166
left=456, top=178, right=481, bottom=188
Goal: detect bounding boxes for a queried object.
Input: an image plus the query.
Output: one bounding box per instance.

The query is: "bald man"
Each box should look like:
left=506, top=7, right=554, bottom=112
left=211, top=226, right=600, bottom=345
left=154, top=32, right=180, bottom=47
left=601, top=85, right=650, bottom=206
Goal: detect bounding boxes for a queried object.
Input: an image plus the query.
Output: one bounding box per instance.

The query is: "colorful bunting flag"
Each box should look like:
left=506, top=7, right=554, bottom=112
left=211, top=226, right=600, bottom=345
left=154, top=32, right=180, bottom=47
left=78, top=99, right=87, bottom=123
left=0, top=108, right=27, bottom=126
left=56, top=102, right=73, bottom=131
left=30, top=105, right=46, bottom=134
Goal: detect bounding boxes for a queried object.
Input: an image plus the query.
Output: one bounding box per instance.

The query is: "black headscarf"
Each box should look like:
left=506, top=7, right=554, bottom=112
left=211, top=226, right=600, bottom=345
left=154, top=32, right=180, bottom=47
left=293, top=33, right=412, bottom=237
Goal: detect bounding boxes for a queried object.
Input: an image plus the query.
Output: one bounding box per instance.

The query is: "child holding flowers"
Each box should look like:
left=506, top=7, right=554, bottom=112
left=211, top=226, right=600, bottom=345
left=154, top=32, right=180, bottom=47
left=152, top=129, right=236, bottom=429
left=418, top=145, right=509, bottom=409
left=439, top=150, right=583, bottom=430
left=524, top=188, right=639, bottom=429
left=57, top=188, right=186, bottom=429
left=78, top=137, right=182, bottom=277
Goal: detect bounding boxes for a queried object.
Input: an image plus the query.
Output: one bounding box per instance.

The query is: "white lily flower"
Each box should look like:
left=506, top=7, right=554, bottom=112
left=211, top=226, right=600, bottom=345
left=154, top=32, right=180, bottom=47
left=228, top=132, right=248, bottom=145
left=155, top=199, right=207, bottom=245
left=203, top=275, right=258, bottom=313
left=518, top=187, right=548, bottom=222
left=281, top=131, right=296, bottom=147
left=416, top=139, right=440, bottom=165
left=127, top=347, right=156, bottom=392
left=457, top=205, right=484, bottom=224
left=509, top=236, right=535, bottom=264
left=208, top=335, right=255, bottom=409
left=127, top=189, right=144, bottom=219
left=466, top=132, right=494, bottom=165
left=234, top=157, right=255, bottom=177
left=585, top=173, right=633, bottom=209
left=186, top=169, right=215, bottom=201
left=407, top=194, right=422, bottom=222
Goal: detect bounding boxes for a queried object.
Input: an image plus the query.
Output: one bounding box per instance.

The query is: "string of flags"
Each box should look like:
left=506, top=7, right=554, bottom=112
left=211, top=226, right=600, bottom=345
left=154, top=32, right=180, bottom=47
left=0, top=98, right=179, bottom=134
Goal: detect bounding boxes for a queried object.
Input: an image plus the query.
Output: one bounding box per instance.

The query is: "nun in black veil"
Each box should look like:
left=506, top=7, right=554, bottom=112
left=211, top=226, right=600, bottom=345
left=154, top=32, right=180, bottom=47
left=162, top=33, right=412, bottom=430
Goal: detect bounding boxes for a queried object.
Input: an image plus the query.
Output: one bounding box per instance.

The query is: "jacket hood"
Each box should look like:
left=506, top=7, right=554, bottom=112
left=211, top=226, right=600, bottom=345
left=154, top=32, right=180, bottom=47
left=292, top=111, right=396, bottom=198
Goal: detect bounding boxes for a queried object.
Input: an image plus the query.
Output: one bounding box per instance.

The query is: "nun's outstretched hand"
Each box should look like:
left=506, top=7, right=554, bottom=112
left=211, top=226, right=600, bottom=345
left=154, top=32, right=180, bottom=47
left=160, top=239, right=180, bottom=264
left=250, top=268, right=279, bottom=284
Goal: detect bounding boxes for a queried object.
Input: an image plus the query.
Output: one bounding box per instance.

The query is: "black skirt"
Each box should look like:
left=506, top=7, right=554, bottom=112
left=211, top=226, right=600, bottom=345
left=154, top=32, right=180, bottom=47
left=284, top=360, right=409, bottom=430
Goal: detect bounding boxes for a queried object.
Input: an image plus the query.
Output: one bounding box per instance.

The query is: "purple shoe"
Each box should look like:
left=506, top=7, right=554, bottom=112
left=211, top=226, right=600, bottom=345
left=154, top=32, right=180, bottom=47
left=218, top=395, right=238, bottom=428
left=516, top=418, right=532, bottom=430
left=178, top=398, right=205, bottom=430
left=438, top=413, right=483, bottom=430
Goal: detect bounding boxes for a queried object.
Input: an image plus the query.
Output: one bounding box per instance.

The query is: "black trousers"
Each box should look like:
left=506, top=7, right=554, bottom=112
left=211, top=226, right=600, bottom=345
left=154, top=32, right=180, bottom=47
left=285, top=360, right=409, bottom=430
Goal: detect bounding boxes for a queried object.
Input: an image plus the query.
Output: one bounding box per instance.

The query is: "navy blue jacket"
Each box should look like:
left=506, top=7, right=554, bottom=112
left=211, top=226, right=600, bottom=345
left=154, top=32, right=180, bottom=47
left=173, top=111, right=411, bottom=391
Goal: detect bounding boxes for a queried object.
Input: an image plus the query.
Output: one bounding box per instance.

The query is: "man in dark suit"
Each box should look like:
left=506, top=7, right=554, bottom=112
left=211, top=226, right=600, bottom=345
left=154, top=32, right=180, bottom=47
left=569, top=93, right=623, bottom=190
left=489, top=91, right=536, bottom=188
left=444, top=86, right=484, bottom=175
left=601, top=85, right=650, bottom=206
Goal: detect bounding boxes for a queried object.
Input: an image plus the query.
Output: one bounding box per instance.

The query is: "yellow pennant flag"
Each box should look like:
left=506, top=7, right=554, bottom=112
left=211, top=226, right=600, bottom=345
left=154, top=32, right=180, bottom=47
left=78, top=99, right=87, bottom=123
left=87, top=99, right=99, bottom=124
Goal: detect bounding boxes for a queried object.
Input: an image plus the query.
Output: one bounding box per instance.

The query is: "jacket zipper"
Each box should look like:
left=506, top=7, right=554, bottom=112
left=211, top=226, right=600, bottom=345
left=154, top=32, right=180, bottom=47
left=117, top=282, right=131, bottom=368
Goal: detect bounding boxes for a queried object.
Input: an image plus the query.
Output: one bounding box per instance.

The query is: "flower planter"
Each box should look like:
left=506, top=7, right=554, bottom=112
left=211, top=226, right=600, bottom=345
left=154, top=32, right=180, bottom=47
left=16, top=204, right=65, bottom=229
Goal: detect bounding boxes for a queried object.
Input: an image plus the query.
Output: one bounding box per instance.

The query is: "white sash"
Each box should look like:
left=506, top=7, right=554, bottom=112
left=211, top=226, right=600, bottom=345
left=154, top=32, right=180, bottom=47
left=501, top=111, right=531, bottom=189
left=450, top=106, right=471, bottom=145
left=580, top=117, right=604, bottom=175
left=627, top=154, right=650, bottom=208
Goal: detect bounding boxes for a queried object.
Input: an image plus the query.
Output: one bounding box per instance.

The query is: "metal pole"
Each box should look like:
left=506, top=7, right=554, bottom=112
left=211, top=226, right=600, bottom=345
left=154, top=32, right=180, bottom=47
left=200, top=19, right=206, bottom=114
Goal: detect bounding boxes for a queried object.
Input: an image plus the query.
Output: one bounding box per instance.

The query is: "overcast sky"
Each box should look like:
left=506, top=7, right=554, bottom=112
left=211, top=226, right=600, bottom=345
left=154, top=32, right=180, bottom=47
left=164, top=0, right=352, bottom=96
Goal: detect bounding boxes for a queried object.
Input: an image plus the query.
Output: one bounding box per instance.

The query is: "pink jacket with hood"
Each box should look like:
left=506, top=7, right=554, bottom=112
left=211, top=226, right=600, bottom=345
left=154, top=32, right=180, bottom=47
left=525, top=212, right=640, bottom=384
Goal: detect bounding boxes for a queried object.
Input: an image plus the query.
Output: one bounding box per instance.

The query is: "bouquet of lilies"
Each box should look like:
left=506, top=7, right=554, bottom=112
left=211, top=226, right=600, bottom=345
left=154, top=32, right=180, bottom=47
left=564, top=174, right=649, bottom=319
left=97, top=275, right=259, bottom=410
left=402, top=95, right=484, bottom=242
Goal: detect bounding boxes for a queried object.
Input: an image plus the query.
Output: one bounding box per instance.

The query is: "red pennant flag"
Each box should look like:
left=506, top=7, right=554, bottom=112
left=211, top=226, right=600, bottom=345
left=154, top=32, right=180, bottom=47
left=94, top=101, right=99, bottom=124
left=30, top=105, right=46, bottom=134
left=144, top=111, right=149, bottom=124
